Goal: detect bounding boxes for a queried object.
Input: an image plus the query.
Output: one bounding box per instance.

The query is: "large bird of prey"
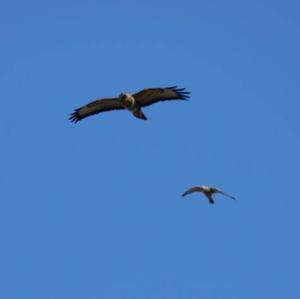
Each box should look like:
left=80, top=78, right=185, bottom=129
left=69, top=86, right=190, bottom=123
left=182, top=185, right=236, bottom=204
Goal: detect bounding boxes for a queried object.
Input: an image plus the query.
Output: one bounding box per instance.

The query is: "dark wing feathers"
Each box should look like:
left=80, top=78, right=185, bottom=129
left=69, top=98, right=124, bottom=123
left=182, top=186, right=202, bottom=197
left=133, top=86, right=190, bottom=108
left=211, top=188, right=236, bottom=200
left=69, top=86, right=190, bottom=123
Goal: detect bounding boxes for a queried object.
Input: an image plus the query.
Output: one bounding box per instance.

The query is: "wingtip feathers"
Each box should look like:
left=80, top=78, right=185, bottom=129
left=69, top=108, right=82, bottom=123
left=166, top=86, right=191, bottom=100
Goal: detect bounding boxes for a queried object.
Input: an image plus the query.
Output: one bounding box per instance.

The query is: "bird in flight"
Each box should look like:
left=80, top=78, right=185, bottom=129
left=69, top=86, right=190, bottom=123
left=182, top=185, right=236, bottom=204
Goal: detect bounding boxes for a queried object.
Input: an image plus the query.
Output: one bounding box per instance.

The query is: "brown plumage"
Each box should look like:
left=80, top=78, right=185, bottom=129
left=69, top=86, right=190, bottom=123
left=182, top=185, right=236, bottom=204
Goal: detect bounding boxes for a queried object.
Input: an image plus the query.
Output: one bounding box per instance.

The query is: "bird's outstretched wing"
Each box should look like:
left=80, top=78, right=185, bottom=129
left=69, top=98, right=124, bottom=123
left=182, top=186, right=203, bottom=197
left=133, top=86, right=190, bottom=108
left=211, top=188, right=236, bottom=200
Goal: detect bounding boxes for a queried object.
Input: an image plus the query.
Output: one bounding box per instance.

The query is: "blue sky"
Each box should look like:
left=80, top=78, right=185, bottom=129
left=0, top=0, right=299, bottom=298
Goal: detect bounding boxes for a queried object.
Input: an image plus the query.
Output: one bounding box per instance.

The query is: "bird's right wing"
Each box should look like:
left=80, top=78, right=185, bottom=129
left=133, top=86, right=190, bottom=108
left=212, top=188, right=236, bottom=200
left=69, top=98, right=124, bottom=123
left=182, top=186, right=202, bottom=197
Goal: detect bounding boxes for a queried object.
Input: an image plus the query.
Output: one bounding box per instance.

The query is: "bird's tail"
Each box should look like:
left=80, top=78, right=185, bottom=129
left=207, top=195, right=215, bottom=204
left=132, top=108, right=147, bottom=120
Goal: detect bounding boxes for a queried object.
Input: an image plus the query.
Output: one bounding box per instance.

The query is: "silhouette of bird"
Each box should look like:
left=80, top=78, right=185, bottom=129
left=69, top=86, right=190, bottom=123
left=182, top=185, right=236, bottom=204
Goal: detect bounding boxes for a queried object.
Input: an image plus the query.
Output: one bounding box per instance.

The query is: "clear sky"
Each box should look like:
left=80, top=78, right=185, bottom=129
left=0, top=0, right=299, bottom=298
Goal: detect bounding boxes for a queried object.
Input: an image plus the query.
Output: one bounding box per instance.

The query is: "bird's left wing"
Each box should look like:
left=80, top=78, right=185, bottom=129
left=182, top=186, right=202, bottom=197
left=69, top=98, right=124, bottom=123
left=133, top=86, right=190, bottom=108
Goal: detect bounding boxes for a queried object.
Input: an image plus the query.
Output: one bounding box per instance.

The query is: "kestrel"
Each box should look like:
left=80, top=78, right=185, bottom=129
left=182, top=185, right=236, bottom=204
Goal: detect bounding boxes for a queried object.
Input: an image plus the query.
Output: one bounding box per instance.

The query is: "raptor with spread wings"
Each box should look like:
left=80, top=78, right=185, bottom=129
left=182, top=185, right=236, bottom=204
left=69, top=86, right=190, bottom=123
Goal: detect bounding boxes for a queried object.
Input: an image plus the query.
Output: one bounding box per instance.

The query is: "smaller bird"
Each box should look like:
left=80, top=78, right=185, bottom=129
left=182, top=185, right=236, bottom=204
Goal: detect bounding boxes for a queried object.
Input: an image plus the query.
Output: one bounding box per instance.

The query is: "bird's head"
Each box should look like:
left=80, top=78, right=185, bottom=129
left=119, top=92, right=130, bottom=103
left=119, top=92, right=126, bottom=100
left=119, top=93, right=135, bottom=108
left=201, top=185, right=210, bottom=192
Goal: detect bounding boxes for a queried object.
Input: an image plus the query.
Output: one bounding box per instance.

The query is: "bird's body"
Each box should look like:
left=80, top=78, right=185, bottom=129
left=119, top=93, right=147, bottom=120
left=182, top=185, right=235, bottom=204
left=119, top=93, right=136, bottom=110
left=69, top=86, right=190, bottom=123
